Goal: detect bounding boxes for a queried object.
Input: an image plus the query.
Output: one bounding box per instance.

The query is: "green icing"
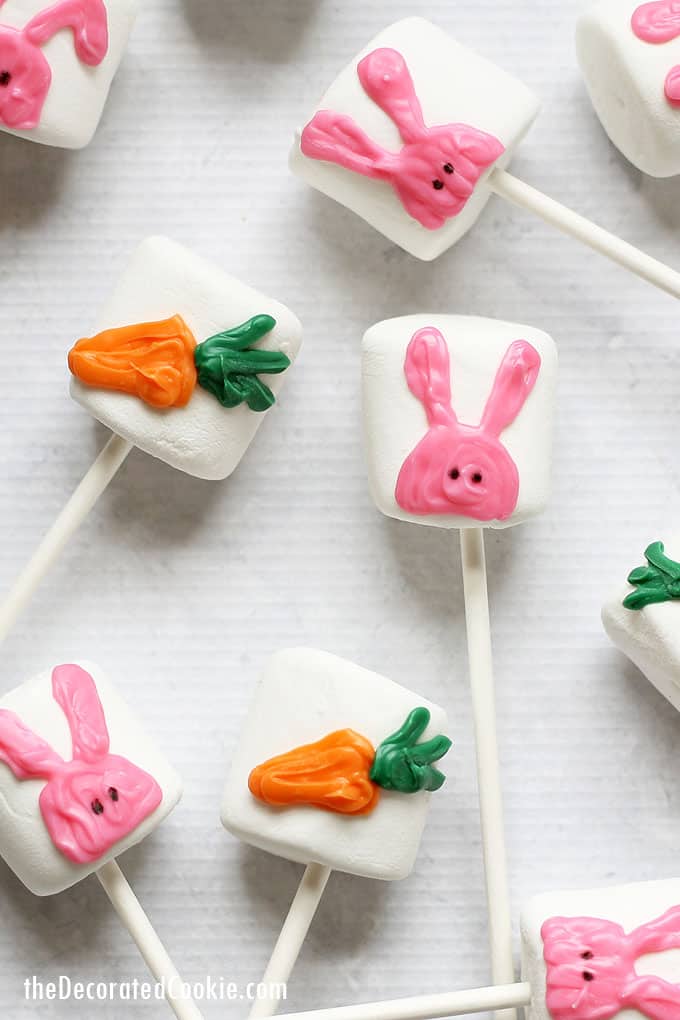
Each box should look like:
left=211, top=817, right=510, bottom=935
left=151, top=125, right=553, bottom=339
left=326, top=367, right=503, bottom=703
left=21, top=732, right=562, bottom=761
left=623, top=541, right=680, bottom=611
left=194, top=314, right=290, bottom=412
left=369, top=707, right=452, bottom=794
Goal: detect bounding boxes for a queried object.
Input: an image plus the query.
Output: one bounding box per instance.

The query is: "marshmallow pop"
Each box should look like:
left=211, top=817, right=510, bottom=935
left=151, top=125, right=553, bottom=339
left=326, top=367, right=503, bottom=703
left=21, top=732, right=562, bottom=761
left=291, top=17, right=680, bottom=298
left=361, top=315, right=558, bottom=1018
left=221, top=648, right=452, bottom=1018
left=0, top=661, right=203, bottom=1020
left=577, top=1, right=680, bottom=177
left=272, top=876, right=680, bottom=1020
left=603, top=537, right=680, bottom=710
left=0, top=0, right=137, bottom=149
left=0, top=236, right=302, bottom=642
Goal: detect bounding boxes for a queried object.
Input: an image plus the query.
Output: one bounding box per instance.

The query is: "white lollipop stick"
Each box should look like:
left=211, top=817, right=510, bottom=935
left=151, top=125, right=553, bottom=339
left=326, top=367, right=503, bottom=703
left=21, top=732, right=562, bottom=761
left=459, top=529, right=515, bottom=1020
left=489, top=170, right=680, bottom=300
left=97, top=859, right=204, bottom=1020
left=277, top=982, right=532, bottom=1020
left=0, top=433, right=132, bottom=643
left=250, top=863, right=332, bottom=1019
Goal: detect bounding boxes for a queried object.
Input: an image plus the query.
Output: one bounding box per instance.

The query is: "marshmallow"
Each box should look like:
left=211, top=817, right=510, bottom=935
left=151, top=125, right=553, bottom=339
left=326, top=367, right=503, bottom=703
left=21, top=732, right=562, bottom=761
left=577, top=0, right=680, bottom=177
left=602, top=537, right=680, bottom=711
left=69, top=236, right=303, bottom=481
left=290, top=17, right=539, bottom=261
left=0, top=0, right=137, bottom=149
left=0, top=661, right=182, bottom=896
left=362, top=315, right=558, bottom=530
left=522, top=877, right=680, bottom=1020
left=221, top=648, right=451, bottom=881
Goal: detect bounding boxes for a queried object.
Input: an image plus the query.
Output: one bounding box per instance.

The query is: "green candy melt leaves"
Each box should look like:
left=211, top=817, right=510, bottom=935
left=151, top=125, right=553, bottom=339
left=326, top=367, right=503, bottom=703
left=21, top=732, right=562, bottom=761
left=369, top=707, right=452, bottom=795
left=623, top=541, right=680, bottom=611
left=194, top=314, right=291, bottom=412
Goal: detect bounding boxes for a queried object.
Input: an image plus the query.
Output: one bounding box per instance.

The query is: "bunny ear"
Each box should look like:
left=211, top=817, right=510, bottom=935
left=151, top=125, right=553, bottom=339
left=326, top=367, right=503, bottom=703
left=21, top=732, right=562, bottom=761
left=24, top=0, right=109, bottom=67
left=301, top=111, right=391, bottom=179
left=51, top=665, right=110, bottom=762
left=479, top=340, right=541, bottom=438
left=404, top=327, right=457, bottom=427
left=0, top=709, right=63, bottom=781
left=357, top=48, right=426, bottom=144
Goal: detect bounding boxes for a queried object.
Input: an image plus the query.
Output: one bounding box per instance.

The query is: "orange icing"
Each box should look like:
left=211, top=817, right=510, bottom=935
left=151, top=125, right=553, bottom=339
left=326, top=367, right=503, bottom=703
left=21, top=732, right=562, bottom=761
left=248, top=729, right=380, bottom=816
left=68, top=315, right=198, bottom=409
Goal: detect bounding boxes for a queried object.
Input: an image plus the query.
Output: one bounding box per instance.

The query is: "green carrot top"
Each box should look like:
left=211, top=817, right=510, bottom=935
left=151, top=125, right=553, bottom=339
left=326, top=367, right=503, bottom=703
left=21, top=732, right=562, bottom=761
left=623, top=541, right=680, bottom=611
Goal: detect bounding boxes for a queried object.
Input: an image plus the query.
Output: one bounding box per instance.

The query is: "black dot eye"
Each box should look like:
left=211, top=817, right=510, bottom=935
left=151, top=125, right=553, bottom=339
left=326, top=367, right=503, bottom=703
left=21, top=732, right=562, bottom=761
left=432, top=179, right=444, bottom=190
left=91, top=799, right=104, bottom=816
left=108, top=787, right=119, bottom=802
left=582, top=971, right=594, bottom=982
left=0, top=71, right=11, bottom=87
left=449, top=468, right=460, bottom=480
left=443, top=163, right=454, bottom=174
left=581, top=951, right=593, bottom=960
left=471, top=472, right=483, bottom=484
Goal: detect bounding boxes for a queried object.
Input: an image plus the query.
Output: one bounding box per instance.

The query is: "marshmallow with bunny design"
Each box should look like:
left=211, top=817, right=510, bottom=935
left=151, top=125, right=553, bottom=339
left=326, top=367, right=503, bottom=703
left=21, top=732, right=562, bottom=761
left=577, top=0, right=680, bottom=177
left=221, top=648, right=451, bottom=881
left=0, top=662, right=181, bottom=896
left=0, top=0, right=137, bottom=148
left=68, top=236, right=302, bottom=481
left=521, top=877, right=680, bottom=1020
left=362, top=315, right=558, bottom=530
left=290, top=17, right=539, bottom=261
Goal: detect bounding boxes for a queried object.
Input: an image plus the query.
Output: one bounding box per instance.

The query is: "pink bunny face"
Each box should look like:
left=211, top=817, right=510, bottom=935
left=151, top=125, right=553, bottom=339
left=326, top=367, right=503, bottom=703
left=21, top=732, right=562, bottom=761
left=300, top=48, right=505, bottom=231
left=0, top=665, right=161, bottom=865
left=0, top=0, right=108, bottom=130
left=395, top=328, right=541, bottom=522
left=542, top=908, right=680, bottom=1020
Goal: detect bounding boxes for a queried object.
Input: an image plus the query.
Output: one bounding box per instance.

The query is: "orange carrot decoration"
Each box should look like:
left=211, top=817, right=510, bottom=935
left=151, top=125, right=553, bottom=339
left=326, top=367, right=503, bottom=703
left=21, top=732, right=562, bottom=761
left=68, top=315, right=198, bottom=409
left=249, top=729, right=379, bottom=815
left=249, top=709, right=452, bottom=817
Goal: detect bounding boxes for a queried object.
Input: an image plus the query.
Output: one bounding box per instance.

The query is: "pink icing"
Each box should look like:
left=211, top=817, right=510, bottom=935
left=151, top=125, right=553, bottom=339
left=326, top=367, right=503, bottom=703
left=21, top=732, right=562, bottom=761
left=0, top=0, right=108, bottom=131
left=300, top=47, right=505, bottom=231
left=395, top=328, right=540, bottom=522
left=632, top=1, right=680, bottom=43
left=0, top=665, right=162, bottom=866
left=665, top=64, right=680, bottom=102
left=543, top=909, right=680, bottom=1020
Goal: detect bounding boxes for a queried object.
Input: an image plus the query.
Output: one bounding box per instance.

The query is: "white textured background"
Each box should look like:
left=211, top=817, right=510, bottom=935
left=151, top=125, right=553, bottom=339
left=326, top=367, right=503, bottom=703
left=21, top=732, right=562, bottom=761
left=1, top=0, right=680, bottom=1017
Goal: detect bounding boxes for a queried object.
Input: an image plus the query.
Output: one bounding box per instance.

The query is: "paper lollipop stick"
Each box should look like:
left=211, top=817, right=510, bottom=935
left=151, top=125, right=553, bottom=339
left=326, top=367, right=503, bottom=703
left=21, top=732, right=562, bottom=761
left=221, top=649, right=452, bottom=1018
left=362, top=316, right=558, bottom=1018
left=0, top=237, right=301, bottom=644
left=291, top=19, right=680, bottom=298
left=274, top=984, right=532, bottom=1020
left=0, top=662, right=202, bottom=1020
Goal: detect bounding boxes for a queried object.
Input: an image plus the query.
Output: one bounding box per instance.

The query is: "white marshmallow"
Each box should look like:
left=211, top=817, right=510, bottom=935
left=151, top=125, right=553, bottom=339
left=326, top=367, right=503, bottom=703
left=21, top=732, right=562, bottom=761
left=577, top=0, right=680, bottom=177
left=522, top=877, right=680, bottom=1020
left=0, top=661, right=182, bottom=896
left=602, top=535, right=680, bottom=712
left=289, top=17, right=540, bottom=261
left=220, top=648, right=450, bottom=881
left=0, top=0, right=137, bottom=149
left=362, top=315, right=558, bottom=530
left=69, top=236, right=303, bottom=481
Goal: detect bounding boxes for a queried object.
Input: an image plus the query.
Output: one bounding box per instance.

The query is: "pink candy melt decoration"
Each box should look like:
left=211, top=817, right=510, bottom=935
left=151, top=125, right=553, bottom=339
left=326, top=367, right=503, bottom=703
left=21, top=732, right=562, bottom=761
left=0, top=665, right=162, bottom=865
left=0, top=0, right=108, bottom=130
left=632, top=1, right=680, bottom=43
left=542, top=909, right=680, bottom=1020
left=300, top=47, right=505, bottom=230
left=395, top=328, right=540, bottom=522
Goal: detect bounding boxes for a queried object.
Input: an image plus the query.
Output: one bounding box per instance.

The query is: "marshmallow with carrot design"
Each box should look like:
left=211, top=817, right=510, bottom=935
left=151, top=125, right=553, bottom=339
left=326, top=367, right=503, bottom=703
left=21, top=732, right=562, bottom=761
left=68, top=235, right=302, bottom=481
left=0, top=0, right=137, bottom=148
left=221, top=647, right=451, bottom=881
left=603, top=536, right=680, bottom=713
left=362, top=315, right=558, bottom=529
